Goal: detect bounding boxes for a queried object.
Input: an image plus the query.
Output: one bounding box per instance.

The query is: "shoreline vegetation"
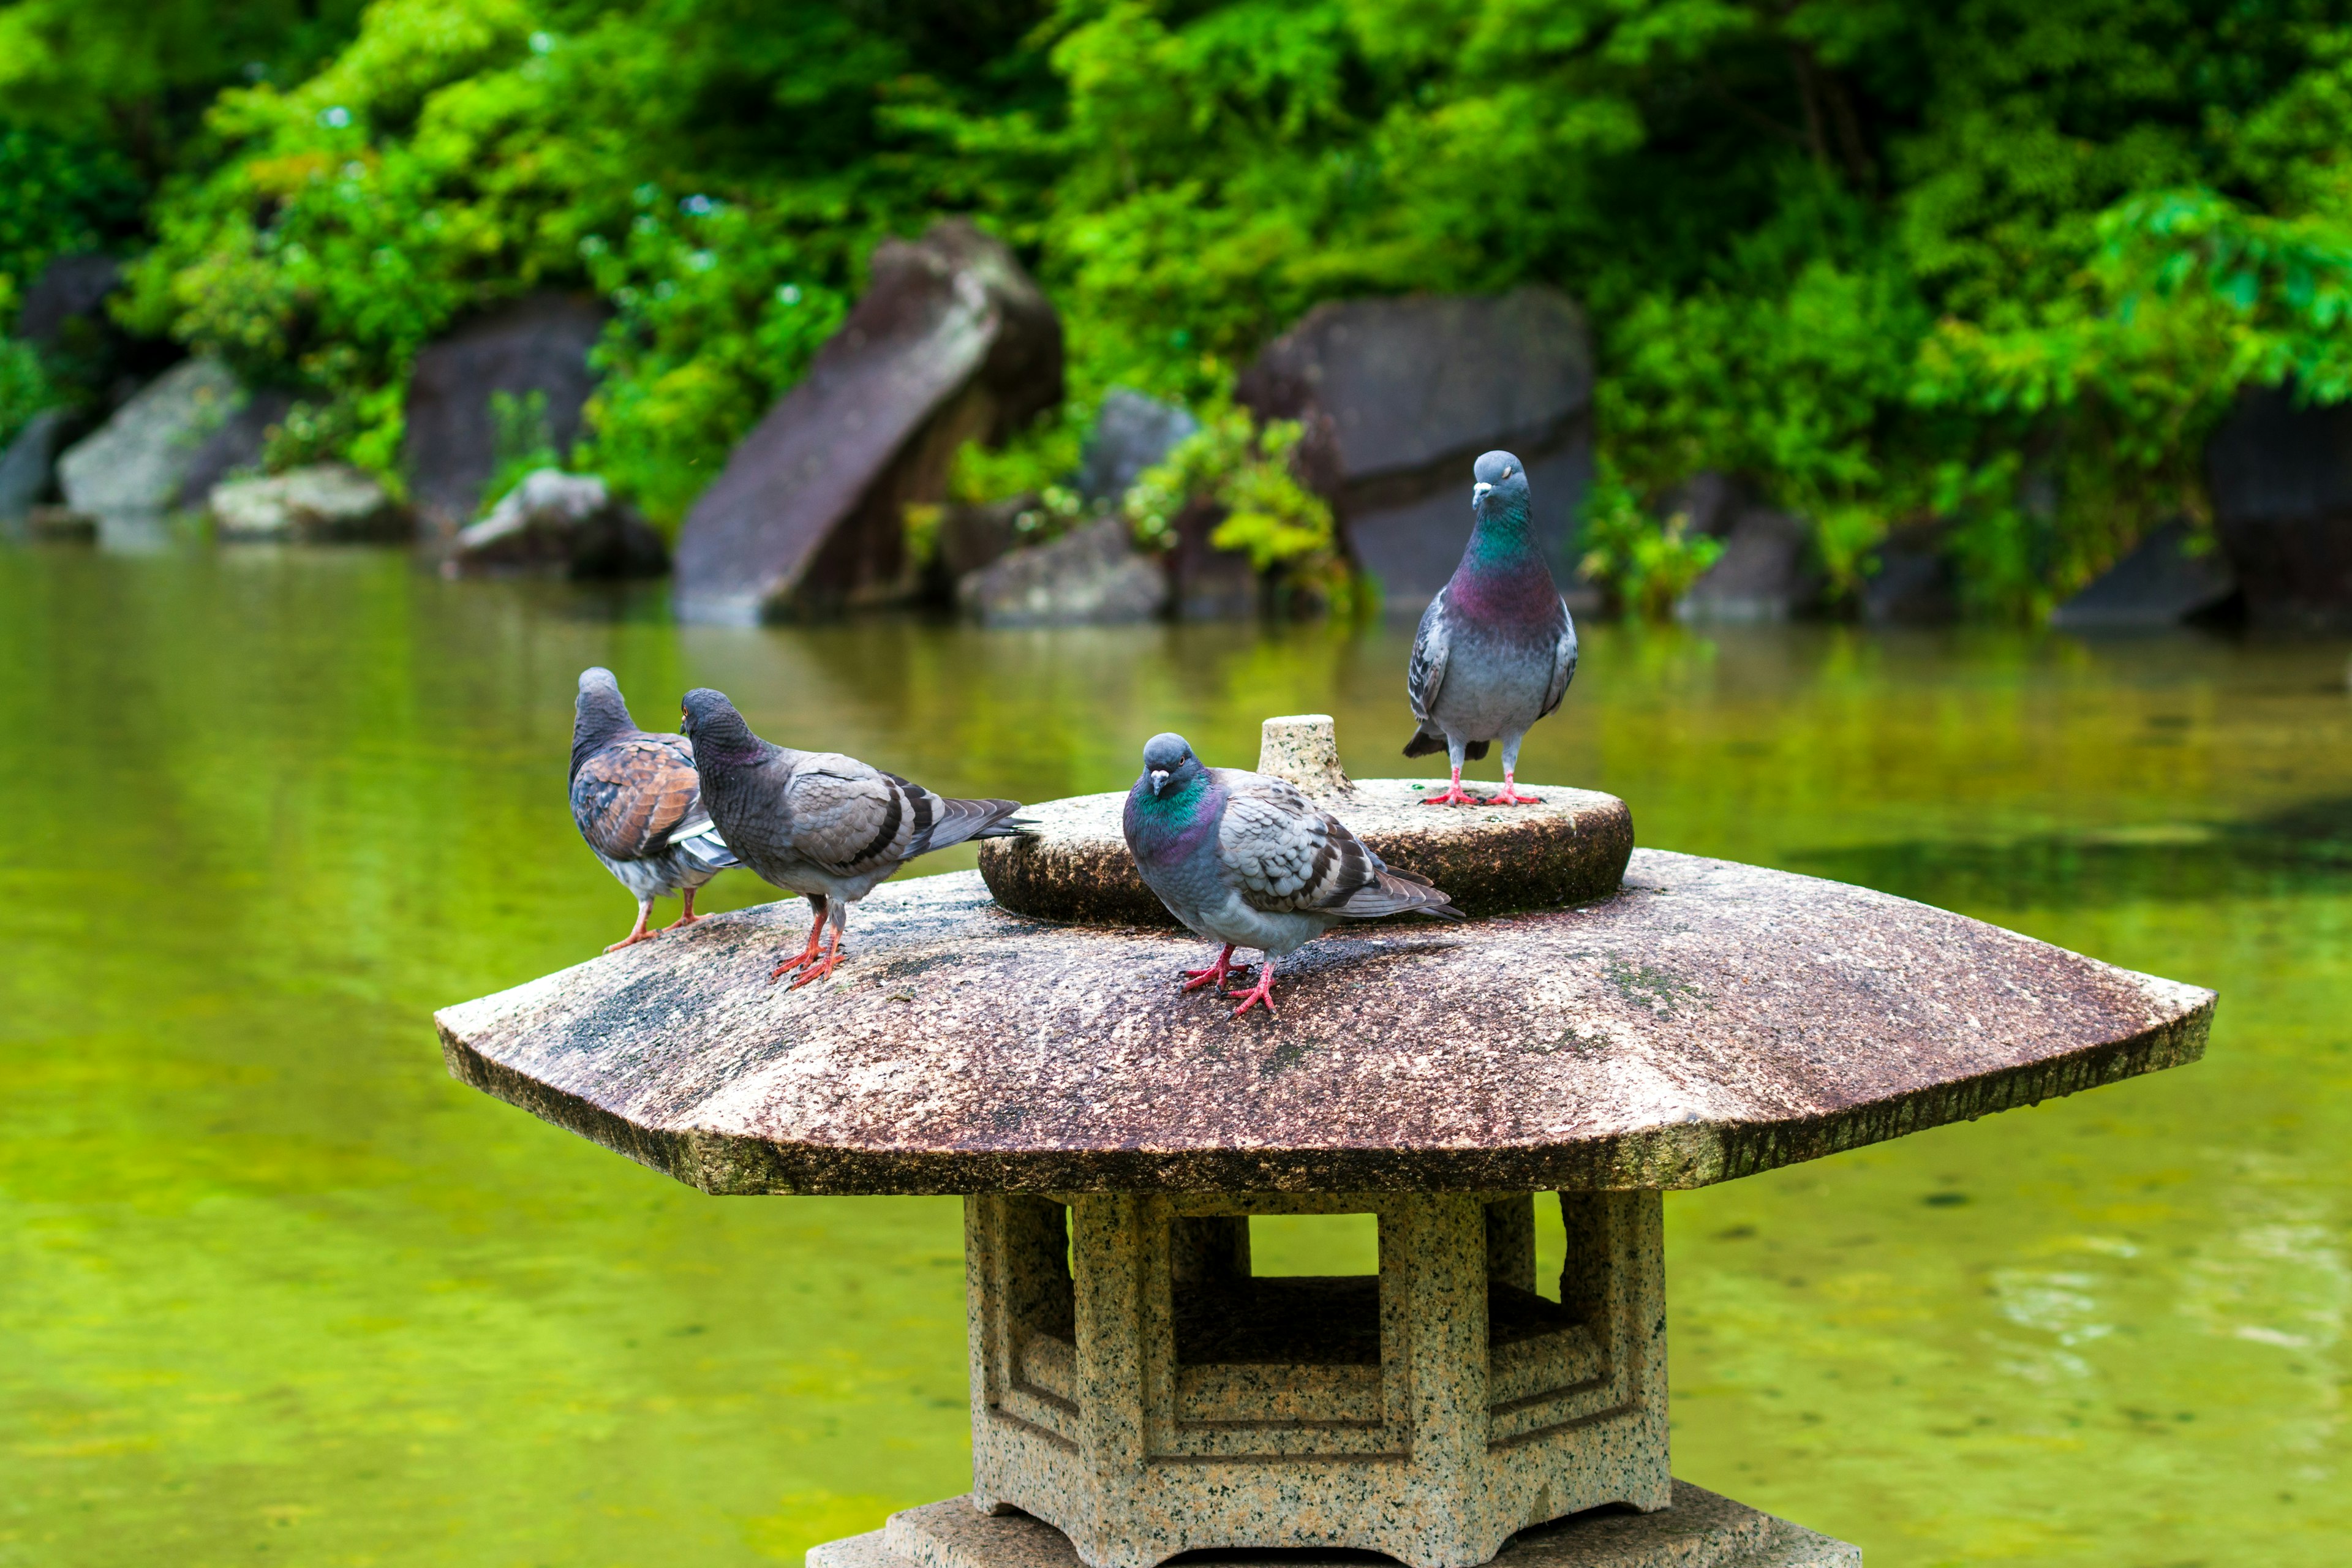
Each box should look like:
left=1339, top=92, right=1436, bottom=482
left=7, top=1, right=2352, bottom=620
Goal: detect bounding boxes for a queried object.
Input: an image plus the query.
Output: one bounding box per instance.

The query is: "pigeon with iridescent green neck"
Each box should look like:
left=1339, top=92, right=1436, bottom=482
left=1123, top=732, right=1462, bottom=1019
left=1403, top=449, right=1578, bottom=805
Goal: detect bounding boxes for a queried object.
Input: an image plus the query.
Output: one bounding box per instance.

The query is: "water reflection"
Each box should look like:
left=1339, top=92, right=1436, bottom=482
left=1, top=548, right=2346, bottom=1566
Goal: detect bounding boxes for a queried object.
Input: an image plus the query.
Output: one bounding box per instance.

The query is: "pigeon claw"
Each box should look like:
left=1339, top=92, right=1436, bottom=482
left=1181, top=944, right=1253, bottom=994
left=1480, top=789, right=1544, bottom=805
left=1226, top=960, right=1280, bottom=1019
left=787, top=950, right=844, bottom=989
left=1420, top=785, right=1480, bottom=806
left=665, top=910, right=711, bottom=932
left=605, top=929, right=659, bottom=953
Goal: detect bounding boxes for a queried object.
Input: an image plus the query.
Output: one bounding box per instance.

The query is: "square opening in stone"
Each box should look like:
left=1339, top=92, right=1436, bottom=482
left=1170, top=1213, right=1381, bottom=1367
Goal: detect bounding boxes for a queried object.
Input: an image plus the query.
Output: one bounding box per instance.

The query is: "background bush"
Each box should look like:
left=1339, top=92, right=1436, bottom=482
left=6, top=0, right=2352, bottom=612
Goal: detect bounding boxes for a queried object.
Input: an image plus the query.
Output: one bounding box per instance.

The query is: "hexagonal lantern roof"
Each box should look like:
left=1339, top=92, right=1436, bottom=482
left=435, top=840, right=2212, bottom=1196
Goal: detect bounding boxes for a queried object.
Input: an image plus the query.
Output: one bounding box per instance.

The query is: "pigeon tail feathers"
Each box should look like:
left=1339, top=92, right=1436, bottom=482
left=913, top=795, right=1028, bottom=856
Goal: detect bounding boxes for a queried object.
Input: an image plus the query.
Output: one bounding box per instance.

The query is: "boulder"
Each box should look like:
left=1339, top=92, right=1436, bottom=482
left=16, top=254, right=121, bottom=347
left=1678, top=505, right=1818, bottom=622
left=56, top=357, right=242, bottom=516
left=1169, top=499, right=1257, bottom=619
left=1, top=409, right=67, bottom=530
left=2049, top=518, right=2239, bottom=630
left=176, top=386, right=295, bottom=508
left=1077, top=388, right=1198, bottom=504
left=2204, top=385, right=2352, bottom=629
left=402, top=293, right=607, bottom=530
left=1236, top=288, right=1592, bottom=604
left=674, top=221, right=1063, bottom=622
left=957, top=518, right=1166, bottom=627
left=448, top=469, right=667, bottom=578
left=1863, top=521, right=1958, bottom=624
left=209, top=464, right=410, bottom=543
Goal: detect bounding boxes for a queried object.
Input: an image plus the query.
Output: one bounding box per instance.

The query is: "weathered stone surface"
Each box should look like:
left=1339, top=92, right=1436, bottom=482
left=964, top=1189, right=1668, bottom=1567
left=957, top=518, right=1167, bottom=627
left=979, top=780, right=1631, bottom=927
left=210, top=463, right=410, bottom=542
left=1861, top=521, right=1955, bottom=624
left=815, top=1480, right=1855, bottom=1568
left=57, top=357, right=241, bottom=514
left=1077, top=388, right=1198, bottom=505
left=2050, top=518, right=2238, bottom=630
left=402, top=292, right=606, bottom=530
left=1679, top=508, right=1817, bottom=623
left=1, top=409, right=67, bottom=529
left=676, top=221, right=1064, bottom=622
left=2204, top=383, right=2352, bottom=628
left=15, top=253, right=121, bottom=347
left=434, top=849, right=2212, bottom=1196
left=448, top=469, right=666, bottom=576
left=1255, top=714, right=1355, bottom=799
left=1237, top=289, right=1593, bottom=603
left=175, top=385, right=293, bottom=509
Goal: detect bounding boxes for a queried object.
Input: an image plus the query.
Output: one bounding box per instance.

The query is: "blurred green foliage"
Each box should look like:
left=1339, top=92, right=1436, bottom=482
left=10, top=0, right=2352, bottom=610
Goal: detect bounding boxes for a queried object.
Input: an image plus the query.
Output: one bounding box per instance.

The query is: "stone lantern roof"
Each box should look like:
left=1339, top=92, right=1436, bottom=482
left=434, top=848, right=2212, bottom=1197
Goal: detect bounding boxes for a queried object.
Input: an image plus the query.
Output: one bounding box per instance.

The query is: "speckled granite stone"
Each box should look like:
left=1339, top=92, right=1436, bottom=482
left=434, top=853, right=2213, bottom=1196
left=810, top=1480, right=1858, bottom=1568
left=975, top=778, right=1632, bottom=925
left=1256, top=714, right=1357, bottom=800
left=965, top=1189, right=1668, bottom=1567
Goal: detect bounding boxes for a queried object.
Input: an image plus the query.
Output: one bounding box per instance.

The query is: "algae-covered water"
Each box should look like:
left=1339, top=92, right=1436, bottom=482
left=2, top=545, right=2346, bottom=1567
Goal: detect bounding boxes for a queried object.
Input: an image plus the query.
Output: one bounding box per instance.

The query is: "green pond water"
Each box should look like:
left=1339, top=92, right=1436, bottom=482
left=2, top=545, right=2348, bottom=1568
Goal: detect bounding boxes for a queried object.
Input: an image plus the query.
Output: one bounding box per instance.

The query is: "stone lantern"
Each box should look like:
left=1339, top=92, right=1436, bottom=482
left=436, top=720, right=2211, bottom=1568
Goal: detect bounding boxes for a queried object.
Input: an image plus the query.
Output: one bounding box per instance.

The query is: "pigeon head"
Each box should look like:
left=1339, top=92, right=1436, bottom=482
left=571, top=667, right=636, bottom=778
left=1139, top=731, right=1202, bottom=796
left=678, top=687, right=765, bottom=766
left=1471, top=450, right=1531, bottom=526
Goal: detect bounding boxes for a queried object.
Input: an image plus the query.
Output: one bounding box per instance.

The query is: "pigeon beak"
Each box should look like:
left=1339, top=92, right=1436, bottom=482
left=1472, top=481, right=1493, bottom=503
left=1149, top=769, right=1170, bottom=793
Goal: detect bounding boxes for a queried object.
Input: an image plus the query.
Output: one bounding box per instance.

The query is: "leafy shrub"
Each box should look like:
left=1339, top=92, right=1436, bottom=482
left=1576, top=459, right=1726, bottom=622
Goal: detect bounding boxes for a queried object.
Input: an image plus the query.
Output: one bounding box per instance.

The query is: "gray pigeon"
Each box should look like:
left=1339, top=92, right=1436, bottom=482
left=1123, top=733, right=1462, bottom=1017
left=678, top=688, right=1028, bottom=987
left=1404, top=449, right=1578, bottom=804
left=570, top=668, right=742, bottom=952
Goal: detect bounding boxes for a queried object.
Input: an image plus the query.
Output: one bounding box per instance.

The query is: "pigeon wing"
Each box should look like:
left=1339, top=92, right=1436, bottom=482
left=1538, top=601, right=1579, bottom=720
left=1218, top=772, right=1464, bottom=923
left=570, top=736, right=701, bottom=863
left=1406, top=589, right=1452, bottom=729
left=782, top=755, right=922, bottom=873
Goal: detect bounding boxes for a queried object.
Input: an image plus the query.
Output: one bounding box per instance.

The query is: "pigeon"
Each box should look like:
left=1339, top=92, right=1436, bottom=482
left=1404, top=449, right=1578, bottom=805
left=570, top=668, right=742, bottom=952
left=677, top=688, right=1028, bottom=988
left=1123, top=733, right=1463, bottom=1018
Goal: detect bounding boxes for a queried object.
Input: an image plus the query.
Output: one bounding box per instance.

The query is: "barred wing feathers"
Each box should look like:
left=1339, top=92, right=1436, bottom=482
left=1215, top=773, right=1461, bottom=922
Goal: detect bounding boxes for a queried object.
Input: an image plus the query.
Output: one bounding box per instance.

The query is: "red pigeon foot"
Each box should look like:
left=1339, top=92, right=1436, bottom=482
left=1227, top=960, right=1281, bottom=1019
left=1182, top=944, right=1253, bottom=994
left=1481, top=775, right=1545, bottom=805
left=788, top=941, right=845, bottom=990
left=606, top=899, right=658, bottom=952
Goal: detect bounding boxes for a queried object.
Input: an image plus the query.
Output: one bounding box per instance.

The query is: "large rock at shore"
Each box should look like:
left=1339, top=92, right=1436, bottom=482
left=1237, top=289, right=1592, bottom=603
left=402, top=293, right=606, bottom=531
left=957, top=518, right=1166, bottom=627
left=1077, top=387, right=1197, bottom=504
left=209, top=464, right=410, bottom=542
left=2204, top=385, right=2352, bottom=629
left=674, top=221, right=1064, bottom=622
left=1, top=410, right=67, bottom=529
left=16, top=254, right=122, bottom=346
left=1676, top=478, right=1819, bottom=622
left=448, top=469, right=667, bottom=578
left=57, top=358, right=243, bottom=515
left=2050, top=518, right=2238, bottom=630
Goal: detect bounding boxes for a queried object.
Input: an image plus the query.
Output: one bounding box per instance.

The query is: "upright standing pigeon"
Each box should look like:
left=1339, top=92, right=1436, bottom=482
left=1404, top=450, right=1578, bottom=805
left=570, top=667, right=742, bottom=952
left=678, top=688, right=1028, bottom=989
left=1123, top=733, right=1462, bottom=1018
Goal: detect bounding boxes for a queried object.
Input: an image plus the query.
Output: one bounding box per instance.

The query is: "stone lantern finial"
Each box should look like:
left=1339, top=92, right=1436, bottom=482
left=1257, top=714, right=1354, bottom=798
